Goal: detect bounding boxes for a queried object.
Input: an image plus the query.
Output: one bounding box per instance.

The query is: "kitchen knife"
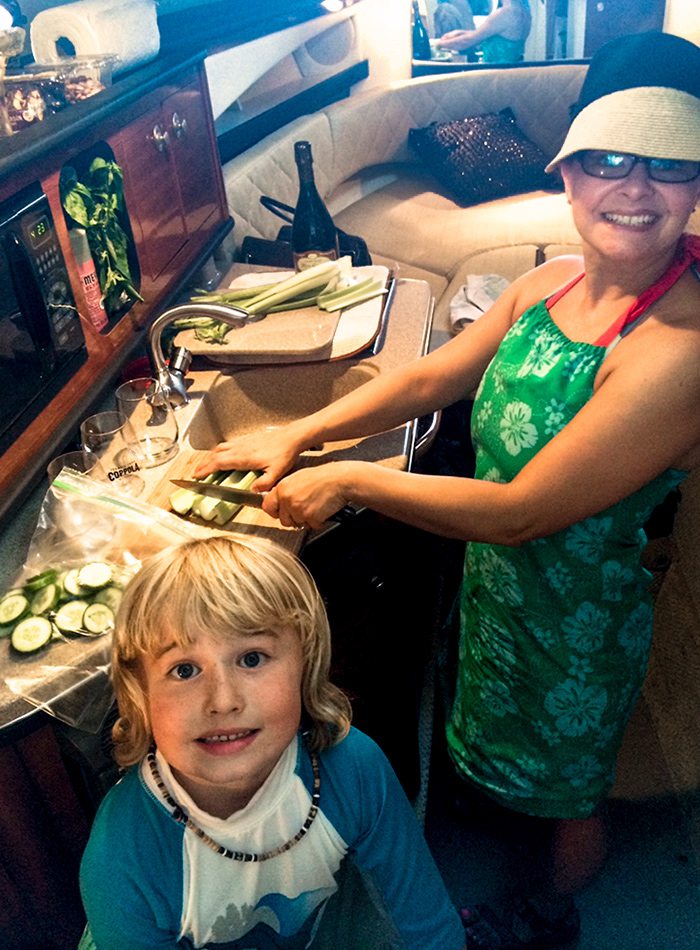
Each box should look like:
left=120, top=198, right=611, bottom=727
left=170, top=479, right=360, bottom=523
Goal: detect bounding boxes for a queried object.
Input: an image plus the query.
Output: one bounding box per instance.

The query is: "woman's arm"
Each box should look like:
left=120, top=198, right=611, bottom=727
left=194, top=273, right=538, bottom=486
left=266, top=317, right=700, bottom=538
left=436, top=6, right=517, bottom=50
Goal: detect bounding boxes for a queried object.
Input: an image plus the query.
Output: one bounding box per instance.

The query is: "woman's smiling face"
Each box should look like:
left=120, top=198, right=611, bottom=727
left=141, top=624, right=304, bottom=818
left=560, top=153, right=700, bottom=264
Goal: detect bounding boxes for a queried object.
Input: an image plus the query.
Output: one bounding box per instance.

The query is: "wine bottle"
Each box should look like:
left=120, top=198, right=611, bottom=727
left=292, top=140, right=339, bottom=272
left=412, top=0, right=431, bottom=61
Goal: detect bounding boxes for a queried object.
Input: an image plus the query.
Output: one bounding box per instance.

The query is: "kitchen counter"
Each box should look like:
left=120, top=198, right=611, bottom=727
left=0, top=275, right=434, bottom=736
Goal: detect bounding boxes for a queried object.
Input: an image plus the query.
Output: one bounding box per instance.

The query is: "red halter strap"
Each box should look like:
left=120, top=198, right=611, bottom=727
left=594, top=234, right=700, bottom=347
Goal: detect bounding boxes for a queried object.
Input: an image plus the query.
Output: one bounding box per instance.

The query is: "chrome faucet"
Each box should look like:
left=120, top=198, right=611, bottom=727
left=147, top=302, right=259, bottom=408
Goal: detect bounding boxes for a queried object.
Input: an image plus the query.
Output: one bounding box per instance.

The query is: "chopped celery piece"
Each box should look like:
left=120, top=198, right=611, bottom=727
left=169, top=472, right=223, bottom=516
left=212, top=470, right=260, bottom=526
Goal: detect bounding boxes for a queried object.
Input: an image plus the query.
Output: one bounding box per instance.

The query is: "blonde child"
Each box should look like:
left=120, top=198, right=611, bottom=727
left=79, top=535, right=465, bottom=949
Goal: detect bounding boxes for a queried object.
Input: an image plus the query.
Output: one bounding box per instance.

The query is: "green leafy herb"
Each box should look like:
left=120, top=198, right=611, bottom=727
left=61, top=158, right=143, bottom=317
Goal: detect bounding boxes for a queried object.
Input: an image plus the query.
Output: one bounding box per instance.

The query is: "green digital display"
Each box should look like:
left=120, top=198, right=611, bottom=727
left=29, top=215, right=50, bottom=247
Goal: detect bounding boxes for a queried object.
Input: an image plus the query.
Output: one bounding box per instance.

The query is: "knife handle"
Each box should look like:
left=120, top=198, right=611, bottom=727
left=329, top=504, right=362, bottom=524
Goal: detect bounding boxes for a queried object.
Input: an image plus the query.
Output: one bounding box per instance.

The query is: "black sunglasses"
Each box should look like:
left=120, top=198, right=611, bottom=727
left=577, top=150, right=700, bottom=184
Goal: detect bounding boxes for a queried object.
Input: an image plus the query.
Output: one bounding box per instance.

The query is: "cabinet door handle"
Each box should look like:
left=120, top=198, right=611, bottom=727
left=151, top=123, right=169, bottom=152
left=171, top=112, right=188, bottom=138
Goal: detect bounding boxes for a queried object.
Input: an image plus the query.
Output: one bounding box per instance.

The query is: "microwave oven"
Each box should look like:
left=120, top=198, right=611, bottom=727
left=0, top=182, right=86, bottom=456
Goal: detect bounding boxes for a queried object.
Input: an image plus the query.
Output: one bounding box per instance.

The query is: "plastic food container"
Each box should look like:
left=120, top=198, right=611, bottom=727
left=4, top=55, right=118, bottom=132
left=49, top=54, right=119, bottom=96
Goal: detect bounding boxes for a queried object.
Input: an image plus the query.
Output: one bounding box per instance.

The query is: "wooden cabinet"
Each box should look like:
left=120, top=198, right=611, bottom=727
left=111, top=68, right=228, bottom=296
left=113, top=77, right=223, bottom=283
left=0, top=54, right=232, bottom=524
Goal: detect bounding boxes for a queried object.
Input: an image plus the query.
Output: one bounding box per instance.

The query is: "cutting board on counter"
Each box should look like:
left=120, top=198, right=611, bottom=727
left=174, top=265, right=389, bottom=365
left=145, top=449, right=298, bottom=545
left=147, top=447, right=209, bottom=512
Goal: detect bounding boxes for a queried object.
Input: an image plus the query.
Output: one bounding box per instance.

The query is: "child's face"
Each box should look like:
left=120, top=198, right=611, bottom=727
left=141, top=624, right=304, bottom=818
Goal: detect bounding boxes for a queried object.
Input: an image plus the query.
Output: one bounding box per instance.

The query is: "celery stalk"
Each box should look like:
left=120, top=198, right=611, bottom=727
left=318, top=280, right=387, bottom=312
left=212, top=470, right=261, bottom=526
left=243, top=259, right=346, bottom=314
left=267, top=294, right=320, bottom=313
left=169, top=472, right=223, bottom=516
left=189, top=282, right=279, bottom=303
left=192, top=470, right=234, bottom=521
left=317, top=277, right=375, bottom=306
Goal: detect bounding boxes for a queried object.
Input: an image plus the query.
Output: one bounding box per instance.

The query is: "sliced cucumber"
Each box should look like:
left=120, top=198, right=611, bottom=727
left=109, top=566, right=134, bottom=590
left=11, top=616, right=53, bottom=653
left=0, top=592, right=29, bottom=626
left=77, top=561, right=113, bottom=590
left=0, top=623, right=14, bottom=639
left=23, top=569, right=58, bottom=593
left=55, top=599, right=91, bottom=633
left=92, top=586, right=123, bottom=614
left=82, top=602, right=115, bottom=635
left=63, top=568, right=90, bottom=597
left=29, top=582, right=59, bottom=616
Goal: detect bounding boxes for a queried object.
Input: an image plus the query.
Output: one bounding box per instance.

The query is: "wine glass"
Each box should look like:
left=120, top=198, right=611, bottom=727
left=47, top=449, right=103, bottom=483
left=115, top=377, right=179, bottom=467
left=80, top=410, right=145, bottom=497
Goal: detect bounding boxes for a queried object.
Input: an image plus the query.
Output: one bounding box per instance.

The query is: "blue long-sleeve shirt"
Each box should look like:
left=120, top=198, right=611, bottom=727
left=80, top=728, right=464, bottom=948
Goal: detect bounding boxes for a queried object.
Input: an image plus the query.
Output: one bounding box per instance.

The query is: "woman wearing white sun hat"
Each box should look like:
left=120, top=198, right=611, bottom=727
left=196, top=31, right=700, bottom=947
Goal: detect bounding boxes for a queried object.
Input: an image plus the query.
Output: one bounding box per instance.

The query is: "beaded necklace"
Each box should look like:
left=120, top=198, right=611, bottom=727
left=146, top=746, right=320, bottom=862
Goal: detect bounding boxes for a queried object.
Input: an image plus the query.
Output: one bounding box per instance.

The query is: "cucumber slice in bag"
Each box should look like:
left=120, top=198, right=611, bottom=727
left=23, top=569, right=58, bottom=593
left=55, top=600, right=91, bottom=633
left=82, top=603, right=115, bottom=635
left=77, top=562, right=113, bottom=590
left=92, top=586, right=123, bottom=614
left=0, top=592, right=29, bottom=626
left=11, top=616, right=53, bottom=653
left=63, top=568, right=90, bottom=598
left=29, top=583, right=59, bottom=616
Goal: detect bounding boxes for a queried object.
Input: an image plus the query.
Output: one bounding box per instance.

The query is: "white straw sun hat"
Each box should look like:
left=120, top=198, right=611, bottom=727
left=546, top=31, right=700, bottom=173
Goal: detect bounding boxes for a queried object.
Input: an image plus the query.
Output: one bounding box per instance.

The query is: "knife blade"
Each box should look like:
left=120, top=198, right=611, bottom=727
left=170, top=479, right=360, bottom=523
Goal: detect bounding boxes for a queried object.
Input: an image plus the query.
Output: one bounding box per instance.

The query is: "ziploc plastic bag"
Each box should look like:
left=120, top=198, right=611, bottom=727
left=3, top=470, right=210, bottom=733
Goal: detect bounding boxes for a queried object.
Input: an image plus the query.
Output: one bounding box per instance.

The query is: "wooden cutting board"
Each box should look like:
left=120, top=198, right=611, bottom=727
left=173, top=266, right=389, bottom=365
left=146, top=449, right=302, bottom=550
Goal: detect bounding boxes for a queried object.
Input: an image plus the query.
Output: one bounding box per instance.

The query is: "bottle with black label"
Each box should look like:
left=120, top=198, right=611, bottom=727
left=292, top=140, right=339, bottom=272
left=412, top=0, right=431, bottom=61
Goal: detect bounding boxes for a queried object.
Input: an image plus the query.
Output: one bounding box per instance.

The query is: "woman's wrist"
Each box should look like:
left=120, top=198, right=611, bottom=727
left=284, top=417, right=322, bottom=456
left=335, top=460, right=370, bottom=508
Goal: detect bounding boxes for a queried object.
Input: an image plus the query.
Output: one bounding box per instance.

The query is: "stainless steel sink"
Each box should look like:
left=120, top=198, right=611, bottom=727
left=186, top=361, right=380, bottom=448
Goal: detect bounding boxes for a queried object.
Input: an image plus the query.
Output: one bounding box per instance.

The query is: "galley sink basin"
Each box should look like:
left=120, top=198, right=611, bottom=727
left=186, top=361, right=380, bottom=448
left=175, top=277, right=434, bottom=473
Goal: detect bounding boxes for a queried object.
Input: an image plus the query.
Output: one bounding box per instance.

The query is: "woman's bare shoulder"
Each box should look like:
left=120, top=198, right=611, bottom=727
left=509, top=255, right=584, bottom=313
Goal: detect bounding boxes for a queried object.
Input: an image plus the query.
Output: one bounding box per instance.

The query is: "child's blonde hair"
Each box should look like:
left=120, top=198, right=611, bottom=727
left=111, top=534, right=351, bottom=767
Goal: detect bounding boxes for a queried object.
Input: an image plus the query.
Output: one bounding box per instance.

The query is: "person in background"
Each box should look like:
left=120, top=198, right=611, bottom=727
left=436, top=0, right=531, bottom=63
left=79, top=535, right=466, bottom=949
left=195, top=31, right=700, bottom=949
left=434, top=0, right=475, bottom=37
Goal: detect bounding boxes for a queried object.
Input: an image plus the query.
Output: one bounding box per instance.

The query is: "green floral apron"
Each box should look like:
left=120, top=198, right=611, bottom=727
left=446, top=299, right=686, bottom=818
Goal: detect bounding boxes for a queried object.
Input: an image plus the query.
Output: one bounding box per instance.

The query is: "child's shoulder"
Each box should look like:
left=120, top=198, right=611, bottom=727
left=88, top=760, right=172, bottom=847
left=324, top=726, right=386, bottom=761
left=319, top=727, right=394, bottom=779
